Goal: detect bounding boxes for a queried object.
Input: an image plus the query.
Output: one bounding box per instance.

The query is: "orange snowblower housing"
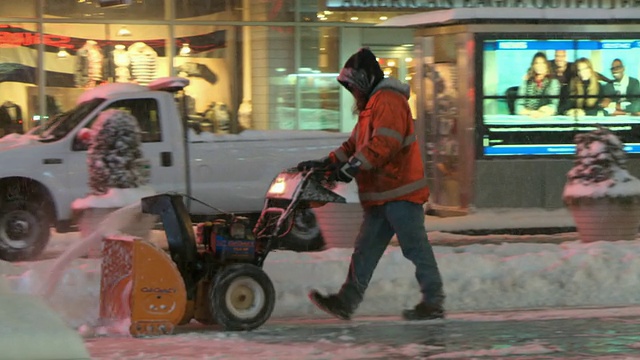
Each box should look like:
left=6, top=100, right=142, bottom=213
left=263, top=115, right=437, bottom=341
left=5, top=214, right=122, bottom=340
left=100, top=237, right=188, bottom=337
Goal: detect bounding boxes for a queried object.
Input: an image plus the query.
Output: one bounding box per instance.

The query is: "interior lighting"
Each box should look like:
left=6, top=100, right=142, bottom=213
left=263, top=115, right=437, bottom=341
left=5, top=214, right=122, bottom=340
left=388, top=60, right=396, bottom=67
left=57, top=47, right=70, bottom=58
left=116, top=26, right=132, bottom=37
left=179, top=43, right=192, bottom=56
left=350, top=16, right=359, bottom=21
left=379, top=15, right=388, bottom=20
left=405, top=57, right=413, bottom=63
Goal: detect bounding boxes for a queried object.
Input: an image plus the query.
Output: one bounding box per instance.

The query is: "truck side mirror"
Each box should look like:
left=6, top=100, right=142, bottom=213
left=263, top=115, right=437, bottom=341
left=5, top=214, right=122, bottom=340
left=73, top=128, right=93, bottom=151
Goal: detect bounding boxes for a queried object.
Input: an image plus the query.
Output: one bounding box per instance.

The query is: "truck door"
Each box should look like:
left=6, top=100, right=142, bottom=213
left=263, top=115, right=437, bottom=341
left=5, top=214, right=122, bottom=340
left=67, top=97, right=183, bottom=197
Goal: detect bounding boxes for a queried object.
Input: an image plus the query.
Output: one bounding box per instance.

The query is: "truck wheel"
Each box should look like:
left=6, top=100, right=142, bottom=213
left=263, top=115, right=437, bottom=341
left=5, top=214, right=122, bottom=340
left=0, top=200, right=50, bottom=262
left=209, top=263, right=275, bottom=331
left=279, top=208, right=325, bottom=252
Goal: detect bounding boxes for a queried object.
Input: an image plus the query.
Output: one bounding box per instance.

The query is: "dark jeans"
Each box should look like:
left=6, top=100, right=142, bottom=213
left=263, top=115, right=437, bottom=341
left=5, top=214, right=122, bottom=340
left=338, top=201, right=445, bottom=311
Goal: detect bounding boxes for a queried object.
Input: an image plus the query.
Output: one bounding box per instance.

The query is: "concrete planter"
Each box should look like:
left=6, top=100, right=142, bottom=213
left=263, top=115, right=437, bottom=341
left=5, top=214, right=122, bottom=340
left=567, top=197, right=640, bottom=243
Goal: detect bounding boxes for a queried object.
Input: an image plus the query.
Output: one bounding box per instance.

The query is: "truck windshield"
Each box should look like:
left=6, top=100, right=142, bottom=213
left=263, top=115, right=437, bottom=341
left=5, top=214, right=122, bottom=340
left=39, top=98, right=105, bottom=142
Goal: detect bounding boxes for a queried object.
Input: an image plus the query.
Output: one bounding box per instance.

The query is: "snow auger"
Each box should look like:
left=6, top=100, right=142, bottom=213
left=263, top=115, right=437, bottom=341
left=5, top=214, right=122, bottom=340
left=99, top=168, right=346, bottom=336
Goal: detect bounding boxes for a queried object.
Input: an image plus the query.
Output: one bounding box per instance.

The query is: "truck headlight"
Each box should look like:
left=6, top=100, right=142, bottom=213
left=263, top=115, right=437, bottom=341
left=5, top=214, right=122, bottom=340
left=268, top=177, right=286, bottom=195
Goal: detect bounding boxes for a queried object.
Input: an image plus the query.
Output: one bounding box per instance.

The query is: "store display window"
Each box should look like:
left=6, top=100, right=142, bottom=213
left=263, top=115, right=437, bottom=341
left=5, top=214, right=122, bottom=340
left=174, top=25, right=239, bottom=134
left=0, top=23, right=40, bottom=134
left=175, top=0, right=242, bottom=21
left=0, top=1, right=36, bottom=18
left=288, top=26, right=341, bottom=131
left=44, top=0, right=167, bottom=20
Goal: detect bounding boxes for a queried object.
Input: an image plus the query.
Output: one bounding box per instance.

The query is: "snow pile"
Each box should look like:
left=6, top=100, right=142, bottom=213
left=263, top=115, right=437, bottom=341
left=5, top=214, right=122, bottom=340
left=4, top=232, right=640, bottom=331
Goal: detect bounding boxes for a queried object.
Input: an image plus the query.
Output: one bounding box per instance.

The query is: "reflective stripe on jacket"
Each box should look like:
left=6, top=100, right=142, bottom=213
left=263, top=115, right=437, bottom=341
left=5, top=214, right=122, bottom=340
left=331, top=82, right=429, bottom=207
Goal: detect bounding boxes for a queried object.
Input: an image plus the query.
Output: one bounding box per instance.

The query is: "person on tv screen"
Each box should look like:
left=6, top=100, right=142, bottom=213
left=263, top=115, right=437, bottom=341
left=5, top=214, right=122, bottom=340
left=515, top=52, right=560, bottom=118
left=564, top=58, right=604, bottom=117
left=551, top=50, right=574, bottom=85
left=600, top=59, right=640, bottom=116
left=551, top=49, right=575, bottom=115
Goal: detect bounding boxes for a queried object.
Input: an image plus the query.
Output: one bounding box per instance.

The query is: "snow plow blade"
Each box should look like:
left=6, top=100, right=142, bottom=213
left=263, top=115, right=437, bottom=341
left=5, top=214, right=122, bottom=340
left=100, top=235, right=188, bottom=337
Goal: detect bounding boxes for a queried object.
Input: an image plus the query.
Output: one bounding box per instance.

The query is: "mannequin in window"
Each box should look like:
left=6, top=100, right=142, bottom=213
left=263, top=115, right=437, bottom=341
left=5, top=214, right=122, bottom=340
left=127, top=42, right=157, bottom=86
left=112, top=44, right=131, bottom=83
left=203, top=102, right=230, bottom=134
left=75, top=40, right=104, bottom=88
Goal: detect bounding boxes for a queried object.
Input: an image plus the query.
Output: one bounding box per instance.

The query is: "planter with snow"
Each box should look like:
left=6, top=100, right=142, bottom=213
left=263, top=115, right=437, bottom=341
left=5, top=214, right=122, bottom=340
left=562, top=126, right=640, bottom=243
left=72, top=109, right=156, bottom=256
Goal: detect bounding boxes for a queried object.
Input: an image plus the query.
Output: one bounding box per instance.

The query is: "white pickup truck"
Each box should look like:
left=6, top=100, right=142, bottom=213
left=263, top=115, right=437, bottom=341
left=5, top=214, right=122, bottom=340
left=0, top=77, right=347, bottom=261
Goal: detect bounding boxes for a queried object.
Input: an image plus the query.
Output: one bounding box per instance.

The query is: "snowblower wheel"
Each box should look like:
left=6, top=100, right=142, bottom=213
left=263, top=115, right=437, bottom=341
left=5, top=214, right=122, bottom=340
left=209, top=263, right=275, bottom=331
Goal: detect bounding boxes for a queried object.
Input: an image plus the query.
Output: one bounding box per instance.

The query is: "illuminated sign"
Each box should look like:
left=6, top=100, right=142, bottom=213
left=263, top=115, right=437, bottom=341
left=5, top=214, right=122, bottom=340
left=0, top=25, right=72, bottom=48
left=481, top=38, right=640, bottom=157
left=326, top=0, right=640, bottom=10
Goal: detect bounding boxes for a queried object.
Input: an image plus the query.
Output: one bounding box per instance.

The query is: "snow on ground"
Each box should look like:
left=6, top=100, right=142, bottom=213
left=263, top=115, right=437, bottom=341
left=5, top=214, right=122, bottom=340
left=2, top=207, right=640, bottom=327
left=2, top=207, right=640, bottom=359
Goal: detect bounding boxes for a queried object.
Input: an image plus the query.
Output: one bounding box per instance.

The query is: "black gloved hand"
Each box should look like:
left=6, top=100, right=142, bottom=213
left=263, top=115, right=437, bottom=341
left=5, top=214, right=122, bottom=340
left=297, top=157, right=331, bottom=171
left=327, top=158, right=361, bottom=183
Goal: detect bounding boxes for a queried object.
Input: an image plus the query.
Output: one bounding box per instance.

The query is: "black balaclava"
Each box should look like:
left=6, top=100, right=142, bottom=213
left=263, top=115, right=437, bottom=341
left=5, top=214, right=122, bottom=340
left=337, top=48, right=384, bottom=96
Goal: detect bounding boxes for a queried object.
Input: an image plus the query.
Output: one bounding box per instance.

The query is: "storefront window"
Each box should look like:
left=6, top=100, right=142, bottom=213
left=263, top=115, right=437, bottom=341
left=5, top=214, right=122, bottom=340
left=296, top=27, right=340, bottom=131
left=0, top=23, right=40, bottom=134
left=0, top=1, right=36, bottom=18
left=174, top=25, right=301, bottom=133
left=247, top=0, right=295, bottom=22
left=40, top=23, right=169, bottom=120
left=10, top=0, right=416, bottom=138
left=174, top=25, right=239, bottom=134
left=44, top=0, right=167, bottom=20
left=175, top=0, right=242, bottom=21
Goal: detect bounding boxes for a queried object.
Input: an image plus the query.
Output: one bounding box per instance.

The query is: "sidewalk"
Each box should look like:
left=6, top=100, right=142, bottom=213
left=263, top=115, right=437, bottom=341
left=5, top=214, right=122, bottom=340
left=427, top=207, right=576, bottom=233
left=425, top=207, right=581, bottom=247
left=320, top=205, right=582, bottom=248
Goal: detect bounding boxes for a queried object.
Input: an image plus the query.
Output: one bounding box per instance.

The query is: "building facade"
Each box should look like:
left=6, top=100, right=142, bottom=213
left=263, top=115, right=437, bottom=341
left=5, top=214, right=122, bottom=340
left=0, top=0, right=416, bottom=136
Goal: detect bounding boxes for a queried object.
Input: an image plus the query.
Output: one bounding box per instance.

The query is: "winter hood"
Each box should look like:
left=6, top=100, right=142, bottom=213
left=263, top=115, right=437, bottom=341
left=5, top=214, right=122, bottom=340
left=337, top=48, right=384, bottom=96
left=370, top=77, right=411, bottom=99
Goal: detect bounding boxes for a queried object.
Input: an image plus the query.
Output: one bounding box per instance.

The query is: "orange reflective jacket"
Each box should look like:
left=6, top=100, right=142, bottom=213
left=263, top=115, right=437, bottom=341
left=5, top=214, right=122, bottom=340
left=330, top=79, right=429, bottom=208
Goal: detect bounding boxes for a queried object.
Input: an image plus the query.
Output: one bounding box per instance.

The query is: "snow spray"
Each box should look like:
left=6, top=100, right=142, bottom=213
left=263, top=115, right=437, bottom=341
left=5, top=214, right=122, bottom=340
left=38, top=202, right=153, bottom=298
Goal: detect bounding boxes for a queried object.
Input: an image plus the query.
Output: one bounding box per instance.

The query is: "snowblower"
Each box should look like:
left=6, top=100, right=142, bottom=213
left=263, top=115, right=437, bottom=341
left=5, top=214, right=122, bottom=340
left=98, top=167, right=346, bottom=336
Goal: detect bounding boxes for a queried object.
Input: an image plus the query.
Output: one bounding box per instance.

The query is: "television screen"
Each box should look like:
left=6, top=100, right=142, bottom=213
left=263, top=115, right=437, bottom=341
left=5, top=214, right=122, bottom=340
left=481, top=38, right=640, bottom=156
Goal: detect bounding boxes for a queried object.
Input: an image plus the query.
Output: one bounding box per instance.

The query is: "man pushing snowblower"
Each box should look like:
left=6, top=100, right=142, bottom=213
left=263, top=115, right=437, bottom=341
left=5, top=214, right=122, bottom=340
left=41, top=48, right=445, bottom=336
left=299, top=48, right=446, bottom=321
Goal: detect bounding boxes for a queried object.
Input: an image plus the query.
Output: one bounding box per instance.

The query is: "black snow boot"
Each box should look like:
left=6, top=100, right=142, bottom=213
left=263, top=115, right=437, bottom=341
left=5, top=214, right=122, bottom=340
left=402, top=302, right=445, bottom=321
left=308, top=290, right=352, bottom=321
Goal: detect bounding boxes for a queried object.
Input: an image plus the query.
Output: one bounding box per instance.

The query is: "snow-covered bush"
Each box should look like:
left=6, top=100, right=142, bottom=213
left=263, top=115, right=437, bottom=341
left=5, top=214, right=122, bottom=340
left=563, top=126, right=640, bottom=204
left=87, top=109, right=148, bottom=195
left=72, top=109, right=156, bottom=248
